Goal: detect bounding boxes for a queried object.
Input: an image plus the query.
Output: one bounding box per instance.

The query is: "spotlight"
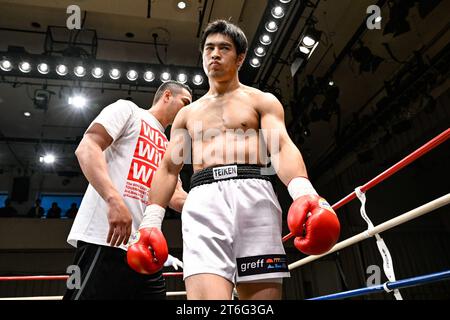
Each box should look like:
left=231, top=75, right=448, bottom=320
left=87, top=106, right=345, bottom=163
left=37, top=63, right=49, bottom=74
left=109, top=68, right=121, bottom=80
left=40, top=154, right=55, bottom=164
left=74, top=65, right=86, bottom=77
left=254, top=46, right=266, bottom=57
left=91, top=67, right=104, bottom=78
left=56, top=64, right=68, bottom=76
left=271, top=6, right=285, bottom=19
left=177, top=1, right=187, bottom=9
left=260, top=34, right=272, bottom=45
left=160, top=72, right=171, bottom=82
left=299, top=46, right=310, bottom=55
left=250, top=57, right=261, bottom=68
left=302, top=36, right=316, bottom=47
left=193, top=74, right=204, bottom=85
left=177, top=73, right=188, bottom=84
left=0, top=59, right=13, bottom=71
left=68, top=95, right=87, bottom=108
left=24, top=112, right=31, bottom=117
left=19, top=61, right=32, bottom=73
left=265, top=21, right=278, bottom=32
left=126, top=70, right=138, bottom=81
left=144, top=71, right=155, bottom=82
left=298, top=25, right=322, bottom=59
left=329, top=81, right=335, bottom=86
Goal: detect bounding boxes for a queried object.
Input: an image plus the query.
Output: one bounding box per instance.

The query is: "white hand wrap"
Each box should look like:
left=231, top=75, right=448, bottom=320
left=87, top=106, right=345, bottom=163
left=140, top=204, right=166, bottom=230
left=287, top=177, right=318, bottom=200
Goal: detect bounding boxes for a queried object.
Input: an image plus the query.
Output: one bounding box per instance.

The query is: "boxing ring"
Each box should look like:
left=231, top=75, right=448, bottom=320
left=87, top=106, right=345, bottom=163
left=0, top=128, right=449, bottom=300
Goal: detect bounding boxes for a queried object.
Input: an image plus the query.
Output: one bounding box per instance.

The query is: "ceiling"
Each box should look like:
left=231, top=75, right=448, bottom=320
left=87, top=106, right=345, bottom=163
left=0, top=0, right=449, bottom=182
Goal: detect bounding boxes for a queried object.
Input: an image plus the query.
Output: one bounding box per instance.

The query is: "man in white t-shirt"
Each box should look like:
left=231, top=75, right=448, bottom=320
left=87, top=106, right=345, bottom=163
left=64, top=80, right=192, bottom=300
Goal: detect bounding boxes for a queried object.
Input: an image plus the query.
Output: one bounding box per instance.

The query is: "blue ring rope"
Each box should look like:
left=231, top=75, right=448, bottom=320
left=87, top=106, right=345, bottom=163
left=308, top=270, right=450, bottom=300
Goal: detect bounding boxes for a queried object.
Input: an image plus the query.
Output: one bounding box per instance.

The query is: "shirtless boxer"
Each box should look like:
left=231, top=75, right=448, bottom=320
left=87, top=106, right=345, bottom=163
left=136, top=20, right=340, bottom=300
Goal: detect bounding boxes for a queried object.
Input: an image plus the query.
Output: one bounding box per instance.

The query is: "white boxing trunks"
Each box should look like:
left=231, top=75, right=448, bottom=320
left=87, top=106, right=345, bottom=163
left=182, top=164, right=290, bottom=284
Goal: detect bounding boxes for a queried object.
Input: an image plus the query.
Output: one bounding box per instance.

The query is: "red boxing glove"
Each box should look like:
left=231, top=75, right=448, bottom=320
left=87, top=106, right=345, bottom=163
left=127, top=227, right=168, bottom=274
left=287, top=194, right=340, bottom=255
left=127, top=204, right=168, bottom=274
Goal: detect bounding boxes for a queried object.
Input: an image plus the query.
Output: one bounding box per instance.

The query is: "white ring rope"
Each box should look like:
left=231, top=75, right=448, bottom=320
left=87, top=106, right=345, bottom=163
left=288, top=193, right=450, bottom=270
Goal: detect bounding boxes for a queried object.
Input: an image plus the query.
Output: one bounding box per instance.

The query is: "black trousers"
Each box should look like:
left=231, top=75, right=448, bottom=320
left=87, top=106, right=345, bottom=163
left=63, top=241, right=166, bottom=300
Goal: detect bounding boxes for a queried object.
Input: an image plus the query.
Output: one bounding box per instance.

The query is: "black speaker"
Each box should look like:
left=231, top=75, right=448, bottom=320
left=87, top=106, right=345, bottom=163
left=11, top=177, right=30, bottom=202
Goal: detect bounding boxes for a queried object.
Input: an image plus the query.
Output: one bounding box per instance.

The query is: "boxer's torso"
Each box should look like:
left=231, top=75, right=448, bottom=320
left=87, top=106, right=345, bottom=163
left=185, top=85, right=268, bottom=171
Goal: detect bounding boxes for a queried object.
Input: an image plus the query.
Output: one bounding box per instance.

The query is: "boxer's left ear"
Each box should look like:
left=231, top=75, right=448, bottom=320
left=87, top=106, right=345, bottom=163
left=237, top=53, right=246, bottom=70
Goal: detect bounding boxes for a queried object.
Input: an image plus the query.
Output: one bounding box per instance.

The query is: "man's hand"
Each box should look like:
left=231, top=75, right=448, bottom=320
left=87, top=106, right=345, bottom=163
left=106, top=195, right=132, bottom=247
left=164, top=254, right=184, bottom=270
left=127, top=204, right=168, bottom=274
left=287, top=177, right=340, bottom=255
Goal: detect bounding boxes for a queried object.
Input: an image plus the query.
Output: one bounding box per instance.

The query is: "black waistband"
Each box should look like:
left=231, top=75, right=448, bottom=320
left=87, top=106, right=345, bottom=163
left=190, top=164, right=272, bottom=189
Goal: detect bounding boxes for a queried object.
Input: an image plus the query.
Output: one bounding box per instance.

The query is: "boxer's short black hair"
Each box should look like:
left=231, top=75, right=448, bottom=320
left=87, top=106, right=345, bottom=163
left=153, top=80, right=192, bottom=104
left=200, top=19, right=248, bottom=56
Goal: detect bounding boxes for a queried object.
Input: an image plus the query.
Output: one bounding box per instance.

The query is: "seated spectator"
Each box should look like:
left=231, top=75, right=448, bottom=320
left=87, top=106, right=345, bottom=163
left=0, top=198, right=18, bottom=217
left=46, top=202, right=61, bottom=219
left=66, top=202, right=78, bottom=219
left=27, top=199, right=45, bottom=218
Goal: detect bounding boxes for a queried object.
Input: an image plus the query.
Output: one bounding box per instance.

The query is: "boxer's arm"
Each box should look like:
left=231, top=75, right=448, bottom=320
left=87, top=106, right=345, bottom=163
left=149, top=108, right=189, bottom=208
left=168, top=180, right=187, bottom=213
left=259, top=93, right=308, bottom=186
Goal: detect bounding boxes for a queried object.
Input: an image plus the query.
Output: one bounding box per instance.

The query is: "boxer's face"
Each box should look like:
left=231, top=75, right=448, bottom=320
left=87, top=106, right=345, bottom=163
left=202, top=33, right=245, bottom=79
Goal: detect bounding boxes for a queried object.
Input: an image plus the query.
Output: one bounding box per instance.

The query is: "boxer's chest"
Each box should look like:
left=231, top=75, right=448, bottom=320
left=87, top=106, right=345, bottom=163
left=188, top=96, right=260, bottom=135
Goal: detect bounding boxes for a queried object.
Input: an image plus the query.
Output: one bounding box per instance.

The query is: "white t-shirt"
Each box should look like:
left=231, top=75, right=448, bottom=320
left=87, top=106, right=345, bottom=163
left=67, top=99, right=168, bottom=250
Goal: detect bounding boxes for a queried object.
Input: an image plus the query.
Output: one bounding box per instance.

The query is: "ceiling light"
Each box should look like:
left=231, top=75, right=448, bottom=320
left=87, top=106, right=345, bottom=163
left=91, top=67, right=104, bottom=78
left=260, top=34, right=272, bottom=45
left=299, top=46, right=310, bottom=54
left=37, top=63, right=49, bottom=74
left=144, top=71, right=155, bottom=82
left=160, top=72, right=171, bottom=82
left=255, top=47, right=266, bottom=57
left=302, top=36, right=316, bottom=47
left=68, top=95, right=87, bottom=108
left=56, top=64, right=68, bottom=76
left=0, top=59, right=13, bottom=71
left=109, top=68, right=121, bottom=80
left=126, top=70, right=138, bottom=81
left=265, top=21, right=278, bottom=32
left=271, top=6, right=285, bottom=19
left=250, top=58, right=261, bottom=68
left=193, top=74, right=203, bottom=85
left=19, top=61, right=31, bottom=73
left=177, top=73, right=187, bottom=84
left=40, top=154, right=55, bottom=164
left=74, top=65, right=86, bottom=77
